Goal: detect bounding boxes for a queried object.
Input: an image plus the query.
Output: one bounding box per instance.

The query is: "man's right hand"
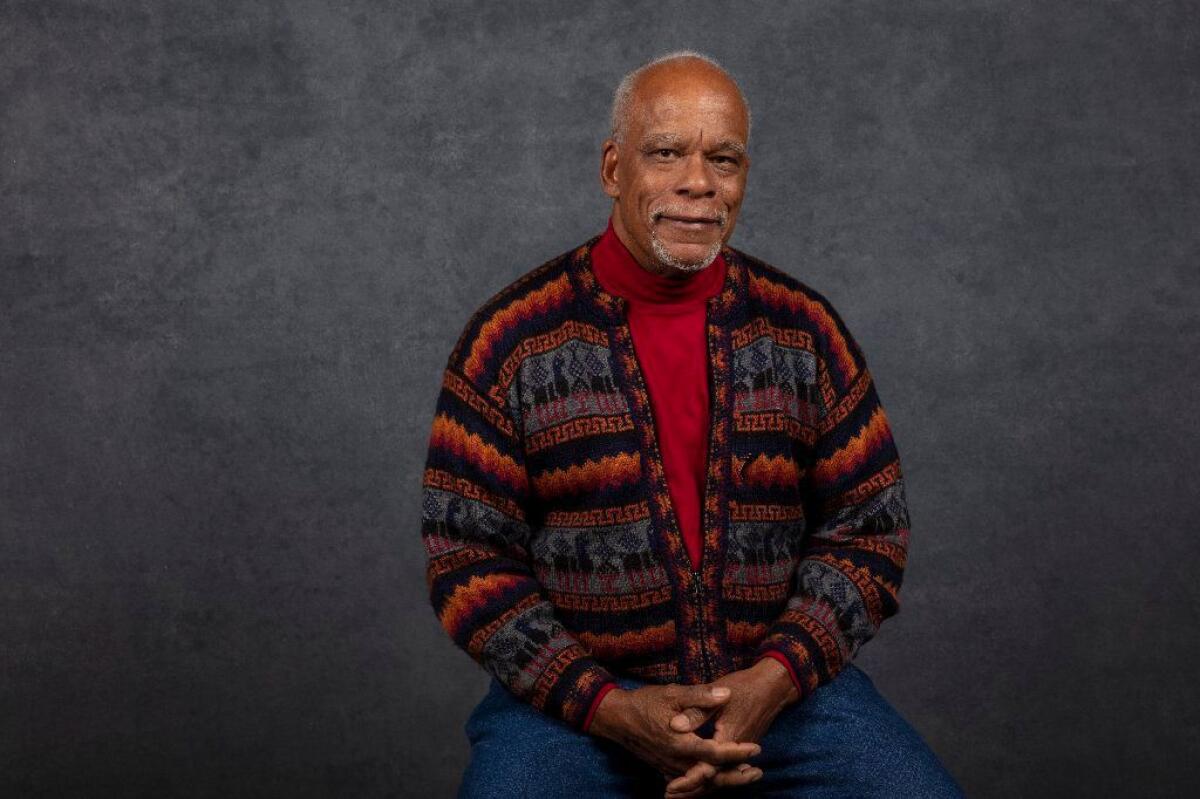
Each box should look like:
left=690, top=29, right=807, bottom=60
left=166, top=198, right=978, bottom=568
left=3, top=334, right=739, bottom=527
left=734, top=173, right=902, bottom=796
left=587, top=684, right=764, bottom=789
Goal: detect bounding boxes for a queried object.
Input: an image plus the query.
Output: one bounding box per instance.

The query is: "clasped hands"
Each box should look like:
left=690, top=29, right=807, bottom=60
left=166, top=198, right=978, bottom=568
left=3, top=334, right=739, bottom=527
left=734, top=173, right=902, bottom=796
left=589, top=657, right=799, bottom=797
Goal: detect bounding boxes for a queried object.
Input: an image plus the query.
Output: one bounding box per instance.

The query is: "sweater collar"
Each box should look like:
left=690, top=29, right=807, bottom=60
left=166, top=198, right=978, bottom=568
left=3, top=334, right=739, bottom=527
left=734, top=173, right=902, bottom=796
left=567, top=218, right=745, bottom=326
left=590, top=216, right=727, bottom=308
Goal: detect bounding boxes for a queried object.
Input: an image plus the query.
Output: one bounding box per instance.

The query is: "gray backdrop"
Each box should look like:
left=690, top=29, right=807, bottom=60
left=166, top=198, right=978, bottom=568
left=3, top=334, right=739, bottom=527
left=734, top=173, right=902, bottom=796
left=3, top=1, right=1197, bottom=796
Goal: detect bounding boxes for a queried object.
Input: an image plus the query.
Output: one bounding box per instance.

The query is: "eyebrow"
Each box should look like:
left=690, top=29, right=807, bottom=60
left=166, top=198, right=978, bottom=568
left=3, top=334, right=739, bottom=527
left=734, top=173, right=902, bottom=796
left=640, top=133, right=747, bottom=156
left=713, top=139, right=747, bottom=156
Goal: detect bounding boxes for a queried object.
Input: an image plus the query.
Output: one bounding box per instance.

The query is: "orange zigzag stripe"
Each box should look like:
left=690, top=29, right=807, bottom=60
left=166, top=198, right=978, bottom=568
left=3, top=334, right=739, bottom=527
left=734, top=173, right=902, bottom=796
left=429, top=414, right=527, bottom=494
left=737, top=452, right=804, bottom=489
left=462, top=273, right=574, bottom=384
left=747, top=273, right=856, bottom=384
left=810, top=404, right=891, bottom=486
left=531, top=451, right=641, bottom=498
left=577, top=621, right=675, bottom=659
left=439, top=572, right=527, bottom=641
left=725, top=619, right=770, bottom=646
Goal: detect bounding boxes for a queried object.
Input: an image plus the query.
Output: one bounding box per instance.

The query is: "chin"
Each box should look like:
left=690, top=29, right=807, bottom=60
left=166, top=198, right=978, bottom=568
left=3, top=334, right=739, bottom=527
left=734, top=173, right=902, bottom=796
left=651, top=237, right=723, bottom=273
left=672, top=248, right=715, bottom=264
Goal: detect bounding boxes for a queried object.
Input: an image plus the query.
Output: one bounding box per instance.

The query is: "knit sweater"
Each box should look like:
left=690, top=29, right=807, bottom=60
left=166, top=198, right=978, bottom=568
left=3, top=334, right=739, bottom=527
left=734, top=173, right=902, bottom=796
left=420, top=229, right=911, bottom=733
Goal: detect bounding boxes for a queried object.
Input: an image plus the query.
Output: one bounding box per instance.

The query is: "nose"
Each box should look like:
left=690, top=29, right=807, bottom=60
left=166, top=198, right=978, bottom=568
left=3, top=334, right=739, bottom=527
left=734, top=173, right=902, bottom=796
left=675, top=151, right=716, bottom=198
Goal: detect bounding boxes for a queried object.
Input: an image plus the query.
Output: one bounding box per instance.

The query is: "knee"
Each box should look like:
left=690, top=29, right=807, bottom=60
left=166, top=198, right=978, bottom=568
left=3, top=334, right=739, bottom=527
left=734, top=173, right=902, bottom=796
left=787, top=666, right=966, bottom=797
left=457, top=739, right=529, bottom=799
left=864, top=755, right=965, bottom=798
left=844, top=711, right=966, bottom=797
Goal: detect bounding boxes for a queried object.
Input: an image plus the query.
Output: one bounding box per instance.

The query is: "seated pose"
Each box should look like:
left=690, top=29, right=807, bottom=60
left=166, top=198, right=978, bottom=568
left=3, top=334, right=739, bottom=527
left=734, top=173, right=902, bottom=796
left=420, top=49, right=965, bottom=798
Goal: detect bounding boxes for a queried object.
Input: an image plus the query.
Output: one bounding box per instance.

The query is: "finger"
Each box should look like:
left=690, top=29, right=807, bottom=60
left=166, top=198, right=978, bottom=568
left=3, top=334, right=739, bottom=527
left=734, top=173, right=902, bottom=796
left=669, top=764, right=758, bottom=797
left=681, top=734, right=762, bottom=765
left=663, top=778, right=711, bottom=796
left=664, top=774, right=719, bottom=799
left=711, top=717, right=727, bottom=739
left=670, top=761, right=715, bottom=789
left=675, top=684, right=731, bottom=710
left=711, top=764, right=763, bottom=788
left=669, top=706, right=712, bottom=733
left=665, top=761, right=717, bottom=793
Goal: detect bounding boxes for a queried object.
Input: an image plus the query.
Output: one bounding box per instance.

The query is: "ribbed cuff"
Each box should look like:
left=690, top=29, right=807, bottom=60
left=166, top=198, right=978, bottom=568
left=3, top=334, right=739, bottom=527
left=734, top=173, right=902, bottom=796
left=534, top=655, right=620, bottom=732
left=753, top=608, right=848, bottom=704
left=581, top=681, right=620, bottom=734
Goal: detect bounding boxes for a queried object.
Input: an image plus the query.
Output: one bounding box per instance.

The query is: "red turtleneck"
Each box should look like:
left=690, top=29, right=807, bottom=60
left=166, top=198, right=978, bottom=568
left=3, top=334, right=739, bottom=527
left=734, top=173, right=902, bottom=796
left=590, top=216, right=726, bottom=572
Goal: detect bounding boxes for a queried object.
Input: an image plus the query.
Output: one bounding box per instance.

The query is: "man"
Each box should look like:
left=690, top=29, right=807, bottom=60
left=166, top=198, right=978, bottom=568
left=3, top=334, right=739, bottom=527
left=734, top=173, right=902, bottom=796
left=421, top=51, right=964, bottom=797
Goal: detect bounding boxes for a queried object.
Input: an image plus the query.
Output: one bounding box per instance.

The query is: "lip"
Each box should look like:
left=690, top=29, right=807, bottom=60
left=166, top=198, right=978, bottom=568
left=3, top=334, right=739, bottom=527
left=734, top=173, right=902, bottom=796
left=659, top=215, right=720, bottom=225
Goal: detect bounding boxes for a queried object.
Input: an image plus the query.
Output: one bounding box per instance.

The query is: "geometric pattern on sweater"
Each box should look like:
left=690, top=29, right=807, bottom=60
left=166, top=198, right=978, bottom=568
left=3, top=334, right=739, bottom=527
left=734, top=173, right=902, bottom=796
left=507, top=337, right=628, bottom=443
left=421, top=230, right=911, bottom=731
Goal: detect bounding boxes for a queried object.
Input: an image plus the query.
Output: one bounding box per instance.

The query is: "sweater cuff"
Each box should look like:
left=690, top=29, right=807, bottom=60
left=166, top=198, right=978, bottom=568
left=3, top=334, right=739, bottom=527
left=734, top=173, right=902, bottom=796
left=532, top=654, right=620, bottom=733
left=752, top=615, right=843, bottom=703
left=581, top=680, right=620, bottom=734
left=755, top=650, right=804, bottom=699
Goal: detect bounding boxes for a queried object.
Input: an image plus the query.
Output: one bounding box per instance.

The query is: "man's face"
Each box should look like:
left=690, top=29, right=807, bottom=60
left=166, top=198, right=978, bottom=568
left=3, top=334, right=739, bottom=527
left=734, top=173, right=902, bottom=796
left=600, top=65, right=751, bottom=275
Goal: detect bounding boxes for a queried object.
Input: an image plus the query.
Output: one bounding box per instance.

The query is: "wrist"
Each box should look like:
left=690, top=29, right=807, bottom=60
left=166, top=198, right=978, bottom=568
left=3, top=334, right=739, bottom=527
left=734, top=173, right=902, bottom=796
left=586, top=686, right=629, bottom=741
left=752, top=655, right=800, bottom=708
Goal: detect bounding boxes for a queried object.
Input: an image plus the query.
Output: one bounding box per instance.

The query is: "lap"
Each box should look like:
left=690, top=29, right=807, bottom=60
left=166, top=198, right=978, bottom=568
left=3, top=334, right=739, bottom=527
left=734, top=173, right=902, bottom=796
left=456, top=664, right=964, bottom=799
left=721, top=664, right=965, bottom=797
left=457, top=676, right=662, bottom=798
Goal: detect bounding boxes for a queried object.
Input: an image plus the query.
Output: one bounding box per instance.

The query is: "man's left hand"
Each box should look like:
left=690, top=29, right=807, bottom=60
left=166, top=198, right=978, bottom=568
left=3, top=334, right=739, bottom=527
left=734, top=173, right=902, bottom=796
left=662, top=658, right=799, bottom=798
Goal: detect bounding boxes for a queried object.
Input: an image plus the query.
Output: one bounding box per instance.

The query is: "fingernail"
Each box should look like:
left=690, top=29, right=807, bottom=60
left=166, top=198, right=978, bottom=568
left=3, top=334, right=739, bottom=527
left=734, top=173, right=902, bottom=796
left=712, top=687, right=730, bottom=697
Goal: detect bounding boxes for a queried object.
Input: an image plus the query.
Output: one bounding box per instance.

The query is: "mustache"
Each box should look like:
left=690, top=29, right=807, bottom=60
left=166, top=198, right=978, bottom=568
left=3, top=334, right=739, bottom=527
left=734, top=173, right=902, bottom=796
left=649, top=205, right=728, bottom=227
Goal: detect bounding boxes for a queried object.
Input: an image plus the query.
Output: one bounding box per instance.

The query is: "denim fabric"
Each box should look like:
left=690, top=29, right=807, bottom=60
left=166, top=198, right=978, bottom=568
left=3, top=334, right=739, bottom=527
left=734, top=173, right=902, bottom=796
left=457, top=663, right=965, bottom=798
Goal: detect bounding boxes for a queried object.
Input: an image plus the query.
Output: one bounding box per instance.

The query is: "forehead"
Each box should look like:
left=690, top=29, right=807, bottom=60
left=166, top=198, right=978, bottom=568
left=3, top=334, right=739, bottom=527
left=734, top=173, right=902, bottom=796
left=630, top=75, right=748, bottom=143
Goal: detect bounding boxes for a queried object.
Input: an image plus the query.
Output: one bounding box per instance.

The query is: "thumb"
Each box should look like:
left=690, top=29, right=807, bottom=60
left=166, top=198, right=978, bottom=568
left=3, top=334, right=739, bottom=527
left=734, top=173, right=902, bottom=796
left=669, top=704, right=715, bottom=733
left=674, top=684, right=731, bottom=715
left=670, top=685, right=730, bottom=732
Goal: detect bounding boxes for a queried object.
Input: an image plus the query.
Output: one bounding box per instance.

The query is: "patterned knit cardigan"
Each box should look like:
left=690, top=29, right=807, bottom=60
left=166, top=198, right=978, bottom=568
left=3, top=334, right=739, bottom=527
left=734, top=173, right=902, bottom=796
left=420, top=232, right=911, bottom=732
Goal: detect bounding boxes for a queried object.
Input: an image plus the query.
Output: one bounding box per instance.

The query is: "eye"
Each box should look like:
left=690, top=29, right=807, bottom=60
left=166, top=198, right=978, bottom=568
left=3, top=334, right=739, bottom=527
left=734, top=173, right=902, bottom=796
left=654, top=148, right=677, bottom=158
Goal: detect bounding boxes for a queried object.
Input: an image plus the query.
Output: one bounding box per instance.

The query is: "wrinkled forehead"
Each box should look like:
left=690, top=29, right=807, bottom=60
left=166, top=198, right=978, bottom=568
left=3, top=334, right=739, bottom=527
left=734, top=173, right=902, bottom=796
left=631, top=86, right=749, bottom=145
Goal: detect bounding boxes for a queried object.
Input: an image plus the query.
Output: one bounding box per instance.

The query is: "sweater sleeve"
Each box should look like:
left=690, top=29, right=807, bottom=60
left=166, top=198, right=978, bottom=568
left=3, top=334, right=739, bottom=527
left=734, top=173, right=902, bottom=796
left=753, top=303, right=911, bottom=702
left=421, top=348, right=620, bottom=732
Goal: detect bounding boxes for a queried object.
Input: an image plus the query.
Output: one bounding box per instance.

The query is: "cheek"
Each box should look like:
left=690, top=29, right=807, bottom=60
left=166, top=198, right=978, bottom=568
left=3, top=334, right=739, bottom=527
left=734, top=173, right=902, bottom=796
left=719, top=177, right=746, bottom=198
left=635, top=171, right=677, bottom=197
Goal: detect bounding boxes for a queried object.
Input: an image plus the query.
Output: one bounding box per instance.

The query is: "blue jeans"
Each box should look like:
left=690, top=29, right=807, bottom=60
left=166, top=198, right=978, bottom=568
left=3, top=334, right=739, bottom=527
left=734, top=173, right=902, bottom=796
left=458, top=663, right=965, bottom=798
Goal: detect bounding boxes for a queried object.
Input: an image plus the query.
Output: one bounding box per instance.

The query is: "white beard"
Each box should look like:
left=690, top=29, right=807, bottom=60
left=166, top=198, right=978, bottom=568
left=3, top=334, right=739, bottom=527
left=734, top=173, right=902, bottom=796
left=649, top=234, right=723, bottom=274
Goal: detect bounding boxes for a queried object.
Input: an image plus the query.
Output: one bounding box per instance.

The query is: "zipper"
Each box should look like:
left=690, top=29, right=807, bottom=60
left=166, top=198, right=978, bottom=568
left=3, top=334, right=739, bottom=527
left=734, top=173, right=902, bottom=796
left=690, top=568, right=713, bottom=682
left=692, top=305, right=716, bottom=684
left=618, top=299, right=719, bottom=685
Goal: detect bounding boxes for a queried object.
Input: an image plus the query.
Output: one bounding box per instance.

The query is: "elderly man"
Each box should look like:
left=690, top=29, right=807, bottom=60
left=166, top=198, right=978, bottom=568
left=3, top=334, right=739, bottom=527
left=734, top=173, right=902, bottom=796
left=421, top=51, right=964, bottom=798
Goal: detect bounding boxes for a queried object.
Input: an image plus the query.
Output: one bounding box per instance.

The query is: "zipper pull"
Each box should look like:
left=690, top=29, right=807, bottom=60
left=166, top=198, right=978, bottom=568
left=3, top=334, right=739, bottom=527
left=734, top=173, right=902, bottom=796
left=690, top=571, right=705, bottom=600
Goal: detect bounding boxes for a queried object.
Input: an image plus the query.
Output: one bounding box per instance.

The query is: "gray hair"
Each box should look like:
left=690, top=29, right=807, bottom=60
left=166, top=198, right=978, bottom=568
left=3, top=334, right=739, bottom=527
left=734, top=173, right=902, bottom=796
left=609, top=50, right=751, bottom=144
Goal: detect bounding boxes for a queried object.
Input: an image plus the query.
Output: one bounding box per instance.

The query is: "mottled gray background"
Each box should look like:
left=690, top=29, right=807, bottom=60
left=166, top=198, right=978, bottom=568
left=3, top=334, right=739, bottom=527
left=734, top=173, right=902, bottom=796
left=3, top=1, right=1197, bottom=796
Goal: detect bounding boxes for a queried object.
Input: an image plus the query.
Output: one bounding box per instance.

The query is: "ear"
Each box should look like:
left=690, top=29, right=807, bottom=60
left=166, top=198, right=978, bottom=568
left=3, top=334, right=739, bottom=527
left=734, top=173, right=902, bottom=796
left=599, top=138, right=620, bottom=199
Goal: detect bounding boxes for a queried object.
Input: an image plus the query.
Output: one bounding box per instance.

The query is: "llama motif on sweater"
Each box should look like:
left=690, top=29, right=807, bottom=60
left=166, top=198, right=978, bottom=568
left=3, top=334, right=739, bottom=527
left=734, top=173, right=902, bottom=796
left=420, top=231, right=911, bottom=732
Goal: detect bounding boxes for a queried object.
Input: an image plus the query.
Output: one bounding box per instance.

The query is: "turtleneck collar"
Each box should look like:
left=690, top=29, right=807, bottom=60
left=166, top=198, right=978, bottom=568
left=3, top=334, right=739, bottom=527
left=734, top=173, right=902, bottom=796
left=590, top=215, right=727, bottom=310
